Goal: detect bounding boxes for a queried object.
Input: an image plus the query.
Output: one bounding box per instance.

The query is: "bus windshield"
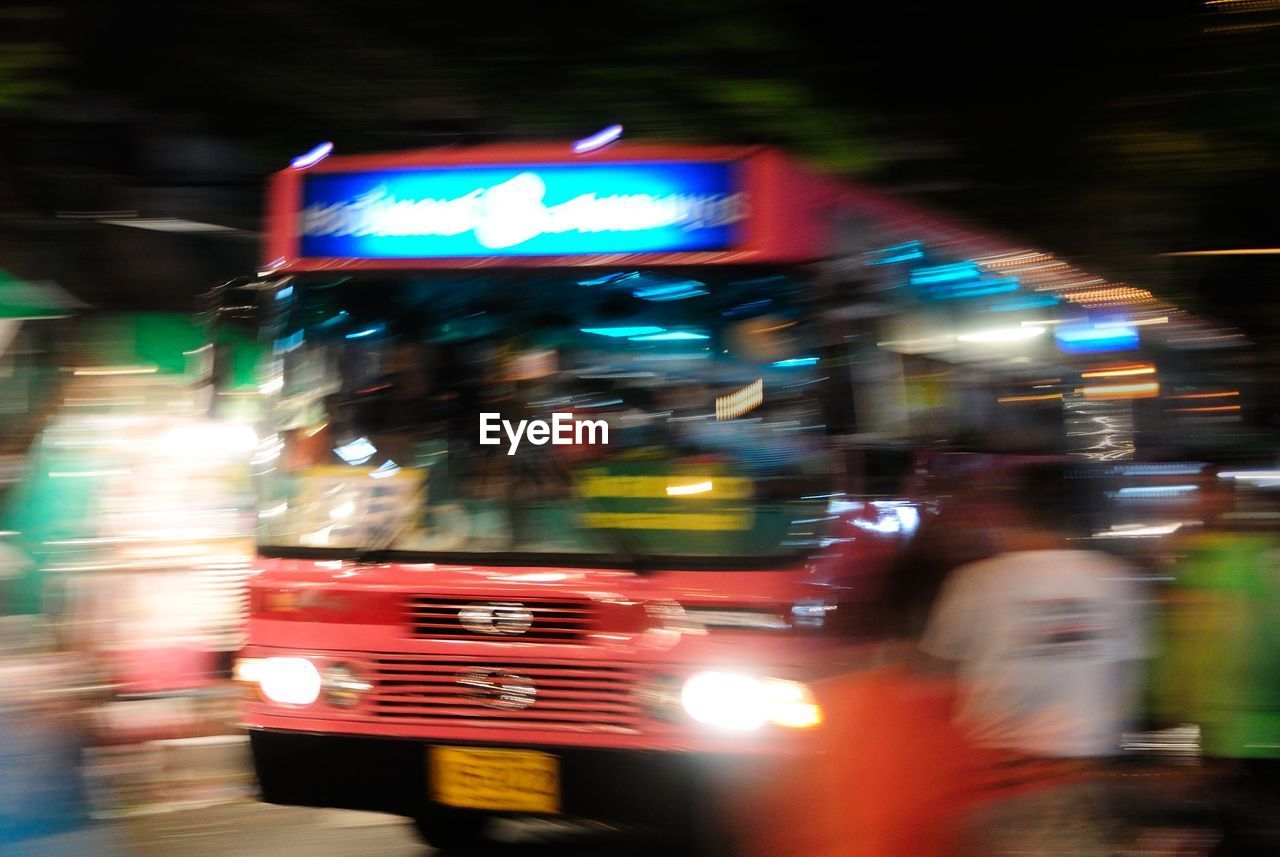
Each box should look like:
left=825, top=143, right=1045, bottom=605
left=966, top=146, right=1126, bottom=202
left=255, top=269, right=836, bottom=566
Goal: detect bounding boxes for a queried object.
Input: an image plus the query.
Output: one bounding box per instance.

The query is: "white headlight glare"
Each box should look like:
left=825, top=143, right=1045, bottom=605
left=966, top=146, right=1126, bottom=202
left=681, top=671, right=771, bottom=731
left=681, top=671, right=823, bottom=731
left=764, top=678, right=824, bottom=729
left=232, top=657, right=264, bottom=684
left=258, top=657, right=322, bottom=706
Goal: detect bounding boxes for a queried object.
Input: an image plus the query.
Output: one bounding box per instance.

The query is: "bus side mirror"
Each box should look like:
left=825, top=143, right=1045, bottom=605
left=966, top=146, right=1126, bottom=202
left=200, top=277, right=274, bottom=416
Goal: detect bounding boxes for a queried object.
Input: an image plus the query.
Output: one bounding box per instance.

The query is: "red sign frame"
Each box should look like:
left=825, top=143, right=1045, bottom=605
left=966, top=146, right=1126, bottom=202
left=261, top=143, right=837, bottom=272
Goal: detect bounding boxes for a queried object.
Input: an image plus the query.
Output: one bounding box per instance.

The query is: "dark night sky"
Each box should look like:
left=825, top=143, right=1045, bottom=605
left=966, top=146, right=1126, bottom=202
left=2, top=0, right=1278, bottom=328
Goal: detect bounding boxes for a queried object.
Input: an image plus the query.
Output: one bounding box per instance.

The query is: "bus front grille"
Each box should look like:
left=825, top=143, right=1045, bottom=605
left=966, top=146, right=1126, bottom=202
left=406, top=597, right=593, bottom=643
left=368, top=655, right=643, bottom=733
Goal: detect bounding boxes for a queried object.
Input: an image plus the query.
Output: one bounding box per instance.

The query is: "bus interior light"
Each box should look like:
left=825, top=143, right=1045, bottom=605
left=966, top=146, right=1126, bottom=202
left=957, top=326, right=1046, bottom=344
left=334, top=437, right=377, bottom=465
left=581, top=326, right=665, bottom=338
left=629, top=331, right=709, bottom=341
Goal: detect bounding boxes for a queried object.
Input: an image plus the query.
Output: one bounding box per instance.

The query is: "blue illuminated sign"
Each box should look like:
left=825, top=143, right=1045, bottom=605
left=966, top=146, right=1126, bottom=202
left=299, top=162, right=746, bottom=259
left=1055, top=324, right=1140, bottom=354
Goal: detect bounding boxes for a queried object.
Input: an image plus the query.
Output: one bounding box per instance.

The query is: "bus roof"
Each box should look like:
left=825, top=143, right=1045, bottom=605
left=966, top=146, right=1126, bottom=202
left=259, top=141, right=1231, bottom=347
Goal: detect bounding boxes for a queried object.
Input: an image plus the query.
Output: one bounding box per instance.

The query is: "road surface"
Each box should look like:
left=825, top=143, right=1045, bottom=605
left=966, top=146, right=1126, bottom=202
left=116, top=800, right=680, bottom=857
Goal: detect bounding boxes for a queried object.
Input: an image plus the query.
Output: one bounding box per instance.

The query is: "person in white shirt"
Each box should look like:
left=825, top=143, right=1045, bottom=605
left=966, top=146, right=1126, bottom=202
left=921, top=463, right=1148, bottom=854
left=922, top=464, right=1146, bottom=757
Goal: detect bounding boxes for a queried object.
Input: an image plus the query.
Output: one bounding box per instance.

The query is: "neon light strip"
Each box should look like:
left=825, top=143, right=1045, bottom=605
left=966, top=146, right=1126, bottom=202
left=572, top=125, right=624, bottom=154
left=997, top=393, right=1063, bottom=403
left=291, top=142, right=334, bottom=170
left=1080, top=366, right=1155, bottom=378
left=1167, top=391, right=1238, bottom=400
left=666, top=481, right=714, bottom=496
left=1079, top=382, right=1159, bottom=399
left=716, top=378, right=764, bottom=421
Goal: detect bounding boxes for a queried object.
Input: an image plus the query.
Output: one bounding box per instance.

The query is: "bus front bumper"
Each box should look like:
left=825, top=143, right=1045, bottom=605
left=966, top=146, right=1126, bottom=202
left=248, top=727, right=750, bottom=828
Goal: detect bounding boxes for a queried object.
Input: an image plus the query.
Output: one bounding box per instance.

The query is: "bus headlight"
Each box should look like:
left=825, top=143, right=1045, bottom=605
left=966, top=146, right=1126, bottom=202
left=680, top=671, right=823, bottom=732
left=322, top=663, right=371, bottom=708
left=238, top=657, right=322, bottom=706
left=765, top=678, right=826, bottom=729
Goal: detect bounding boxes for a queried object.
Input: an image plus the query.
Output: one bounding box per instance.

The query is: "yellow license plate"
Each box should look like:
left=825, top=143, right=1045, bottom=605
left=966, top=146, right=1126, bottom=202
left=430, top=746, right=560, bottom=813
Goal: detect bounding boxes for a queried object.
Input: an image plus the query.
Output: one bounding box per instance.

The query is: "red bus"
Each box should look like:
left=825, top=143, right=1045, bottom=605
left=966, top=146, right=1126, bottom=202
left=222, top=141, right=912, bottom=850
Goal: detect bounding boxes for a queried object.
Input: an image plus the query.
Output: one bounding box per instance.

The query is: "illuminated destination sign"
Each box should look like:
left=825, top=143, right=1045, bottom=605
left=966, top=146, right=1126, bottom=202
left=299, top=162, right=747, bottom=259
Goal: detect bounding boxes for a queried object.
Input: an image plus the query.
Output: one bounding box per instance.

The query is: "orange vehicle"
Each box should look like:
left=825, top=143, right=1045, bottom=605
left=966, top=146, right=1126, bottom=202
left=222, top=140, right=929, bottom=850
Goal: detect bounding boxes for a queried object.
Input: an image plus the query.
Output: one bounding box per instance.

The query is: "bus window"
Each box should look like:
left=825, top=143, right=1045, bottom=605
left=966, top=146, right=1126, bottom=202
left=253, top=269, right=838, bottom=566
